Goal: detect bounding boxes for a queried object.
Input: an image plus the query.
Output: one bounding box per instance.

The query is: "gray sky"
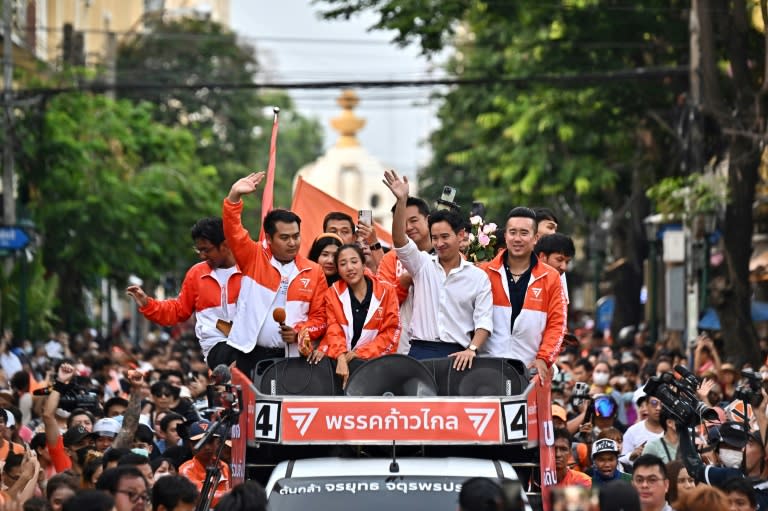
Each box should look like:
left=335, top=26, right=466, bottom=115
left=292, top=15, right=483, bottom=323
left=229, top=0, right=444, bottom=180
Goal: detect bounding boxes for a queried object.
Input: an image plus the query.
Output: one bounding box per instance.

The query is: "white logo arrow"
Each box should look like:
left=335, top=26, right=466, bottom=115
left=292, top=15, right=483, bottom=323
left=464, top=408, right=495, bottom=436
left=287, top=407, right=318, bottom=436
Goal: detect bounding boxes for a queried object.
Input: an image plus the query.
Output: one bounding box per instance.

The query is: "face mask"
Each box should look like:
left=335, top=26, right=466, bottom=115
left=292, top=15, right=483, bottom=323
left=593, top=372, right=610, bottom=386
left=719, top=448, right=743, bottom=468
left=131, top=448, right=150, bottom=458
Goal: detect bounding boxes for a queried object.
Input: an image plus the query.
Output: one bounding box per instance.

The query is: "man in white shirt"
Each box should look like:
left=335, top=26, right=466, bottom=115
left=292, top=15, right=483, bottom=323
left=383, top=169, right=492, bottom=370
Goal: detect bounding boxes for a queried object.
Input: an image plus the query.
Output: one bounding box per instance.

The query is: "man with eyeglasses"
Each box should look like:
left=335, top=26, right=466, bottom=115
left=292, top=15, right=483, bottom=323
left=96, top=465, right=150, bottom=511
left=620, top=391, right=664, bottom=467
left=126, top=217, right=241, bottom=370
left=631, top=454, right=673, bottom=511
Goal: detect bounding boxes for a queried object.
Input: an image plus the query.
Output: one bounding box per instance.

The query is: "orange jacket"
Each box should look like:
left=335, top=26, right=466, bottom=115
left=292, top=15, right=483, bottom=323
left=178, top=456, right=231, bottom=507
left=481, top=251, right=566, bottom=366
left=222, top=199, right=328, bottom=353
left=139, top=261, right=241, bottom=359
left=319, top=275, right=400, bottom=359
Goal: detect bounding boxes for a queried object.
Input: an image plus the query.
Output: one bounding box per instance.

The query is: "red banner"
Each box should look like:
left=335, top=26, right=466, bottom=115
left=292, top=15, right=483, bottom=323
left=535, top=376, right=556, bottom=511
left=230, top=368, right=255, bottom=486
left=279, top=398, right=502, bottom=444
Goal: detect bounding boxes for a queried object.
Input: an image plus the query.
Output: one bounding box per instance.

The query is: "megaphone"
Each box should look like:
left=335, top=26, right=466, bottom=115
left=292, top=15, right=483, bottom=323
left=253, top=357, right=338, bottom=396
left=345, top=354, right=438, bottom=397
left=424, top=357, right=529, bottom=396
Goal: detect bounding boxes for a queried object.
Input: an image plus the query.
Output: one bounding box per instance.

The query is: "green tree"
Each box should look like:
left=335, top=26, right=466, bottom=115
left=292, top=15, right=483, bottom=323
left=116, top=18, right=324, bottom=228
left=318, top=0, right=688, bottom=339
left=317, top=0, right=767, bottom=363
left=15, top=92, right=220, bottom=330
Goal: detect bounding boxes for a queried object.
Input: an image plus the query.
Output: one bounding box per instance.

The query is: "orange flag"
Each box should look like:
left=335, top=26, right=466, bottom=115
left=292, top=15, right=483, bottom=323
left=291, top=177, right=393, bottom=256
left=259, top=108, right=280, bottom=240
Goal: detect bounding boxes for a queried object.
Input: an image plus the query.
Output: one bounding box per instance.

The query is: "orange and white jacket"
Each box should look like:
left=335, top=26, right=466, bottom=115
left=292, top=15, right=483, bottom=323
left=319, top=275, right=400, bottom=360
left=481, top=251, right=566, bottom=366
left=222, top=199, right=328, bottom=354
left=139, top=261, right=241, bottom=360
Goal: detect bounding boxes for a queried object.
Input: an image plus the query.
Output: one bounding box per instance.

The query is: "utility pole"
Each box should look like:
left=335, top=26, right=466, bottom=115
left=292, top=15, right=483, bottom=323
left=2, top=0, right=14, bottom=226
left=685, top=0, right=704, bottom=354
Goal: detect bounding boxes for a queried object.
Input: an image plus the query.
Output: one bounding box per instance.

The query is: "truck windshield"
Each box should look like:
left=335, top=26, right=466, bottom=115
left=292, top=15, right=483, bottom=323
left=269, top=475, right=465, bottom=511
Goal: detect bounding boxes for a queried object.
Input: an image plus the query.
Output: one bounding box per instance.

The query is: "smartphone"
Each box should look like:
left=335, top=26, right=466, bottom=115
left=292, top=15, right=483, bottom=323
left=358, top=210, right=372, bottom=226
left=441, top=186, right=457, bottom=203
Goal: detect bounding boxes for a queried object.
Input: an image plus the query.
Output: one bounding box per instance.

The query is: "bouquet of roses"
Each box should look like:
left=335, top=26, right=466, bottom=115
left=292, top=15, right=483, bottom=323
left=467, top=215, right=498, bottom=262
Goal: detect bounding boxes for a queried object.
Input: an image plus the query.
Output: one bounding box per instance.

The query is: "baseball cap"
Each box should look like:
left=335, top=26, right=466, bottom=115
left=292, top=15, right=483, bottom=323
left=592, top=438, right=620, bottom=458
left=93, top=417, right=121, bottom=438
left=0, top=409, right=14, bottom=428
left=188, top=420, right=220, bottom=441
left=63, top=425, right=95, bottom=447
left=552, top=404, right=567, bottom=422
left=633, top=387, right=647, bottom=406
left=718, top=421, right=750, bottom=449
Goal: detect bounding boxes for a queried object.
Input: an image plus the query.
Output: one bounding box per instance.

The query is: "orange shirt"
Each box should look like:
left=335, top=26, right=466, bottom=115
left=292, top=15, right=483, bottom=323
left=0, top=440, right=25, bottom=460
left=178, top=456, right=231, bottom=506
left=557, top=468, right=593, bottom=489
left=47, top=436, right=71, bottom=473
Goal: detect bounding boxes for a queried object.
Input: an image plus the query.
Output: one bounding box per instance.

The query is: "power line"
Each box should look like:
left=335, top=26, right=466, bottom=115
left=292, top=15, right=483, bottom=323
left=17, top=65, right=687, bottom=95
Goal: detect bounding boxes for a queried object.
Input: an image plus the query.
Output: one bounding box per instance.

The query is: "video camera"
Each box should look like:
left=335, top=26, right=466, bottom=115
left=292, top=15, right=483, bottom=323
left=643, top=365, right=719, bottom=427
left=733, top=369, right=767, bottom=407
left=33, top=375, right=101, bottom=415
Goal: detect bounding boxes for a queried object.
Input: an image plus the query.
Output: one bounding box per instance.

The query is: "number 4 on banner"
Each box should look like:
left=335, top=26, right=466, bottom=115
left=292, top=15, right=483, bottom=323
left=502, top=402, right=527, bottom=442
left=254, top=402, right=280, bottom=442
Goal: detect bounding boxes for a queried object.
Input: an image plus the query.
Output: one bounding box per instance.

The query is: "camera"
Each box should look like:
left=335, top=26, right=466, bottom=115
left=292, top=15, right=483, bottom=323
left=733, top=369, right=766, bottom=407
left=643, top=365, right=718, bottom=426
left=436, top=185, right=459, bottom=212
left=34, top=375, right=102, bottom=414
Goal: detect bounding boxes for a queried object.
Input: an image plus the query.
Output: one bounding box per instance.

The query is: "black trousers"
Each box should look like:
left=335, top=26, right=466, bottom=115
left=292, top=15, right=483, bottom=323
left=207, top=342, right=285, bottom=379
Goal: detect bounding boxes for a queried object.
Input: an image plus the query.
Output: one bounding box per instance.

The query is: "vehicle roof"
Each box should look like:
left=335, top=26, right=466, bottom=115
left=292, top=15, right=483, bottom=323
left=265, top=457, right=519, bottom=495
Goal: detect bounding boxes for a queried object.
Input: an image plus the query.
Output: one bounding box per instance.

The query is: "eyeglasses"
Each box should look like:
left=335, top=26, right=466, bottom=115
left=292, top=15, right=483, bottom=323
left=648, top=398, right=661, bottom=408
left=193, top=244, right=217, bottom=255
left=633, top=475, right=665, bottom=486
left=594, top=397, right=617, bottom=417
left=115, top=489, right=150, bottom=503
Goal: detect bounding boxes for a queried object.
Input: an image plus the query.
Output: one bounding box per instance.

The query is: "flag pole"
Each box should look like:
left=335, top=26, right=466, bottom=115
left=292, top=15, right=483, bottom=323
left=259, top=106, right=280, bottom=240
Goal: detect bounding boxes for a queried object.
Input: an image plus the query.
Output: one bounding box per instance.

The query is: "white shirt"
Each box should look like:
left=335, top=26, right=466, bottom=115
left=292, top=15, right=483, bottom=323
left=619, top=419, right=664, bottom=466
left=256, top=258, right=297, bottom=350
left=395, top=239, right=493, bottom=346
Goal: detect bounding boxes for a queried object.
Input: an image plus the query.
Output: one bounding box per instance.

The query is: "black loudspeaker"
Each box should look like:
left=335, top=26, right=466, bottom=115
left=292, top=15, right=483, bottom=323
left=424, top=357, right=530, bottom=396
left=345, top=354, right=438, bottom=397
left=253, top=357, right=338, bottom=396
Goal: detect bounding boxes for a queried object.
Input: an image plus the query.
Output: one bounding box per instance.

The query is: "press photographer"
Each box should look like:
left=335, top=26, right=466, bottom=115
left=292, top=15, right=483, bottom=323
left=643, top=364, right=768, bottom=509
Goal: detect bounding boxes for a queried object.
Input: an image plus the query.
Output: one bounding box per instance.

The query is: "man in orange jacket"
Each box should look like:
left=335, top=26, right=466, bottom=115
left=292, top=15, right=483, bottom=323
left=221, top=172, right=328, bottom=375
left=126, top=217, right=240, bottom=369
left=482, top=207, right=566, bottom=381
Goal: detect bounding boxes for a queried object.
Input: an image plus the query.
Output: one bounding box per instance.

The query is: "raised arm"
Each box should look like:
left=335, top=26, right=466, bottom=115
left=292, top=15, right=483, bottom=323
left=112, top=370, right=145, bottom=450
left=383, top=169, right=410, bottom=248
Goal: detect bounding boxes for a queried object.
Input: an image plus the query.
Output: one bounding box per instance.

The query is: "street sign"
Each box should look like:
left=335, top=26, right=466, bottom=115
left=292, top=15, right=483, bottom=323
left=0, top=226, right=30, bottom=250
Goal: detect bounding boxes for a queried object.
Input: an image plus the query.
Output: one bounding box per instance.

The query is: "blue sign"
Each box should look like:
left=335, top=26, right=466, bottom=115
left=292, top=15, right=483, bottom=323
left=0, top=226, right=30, bottom=250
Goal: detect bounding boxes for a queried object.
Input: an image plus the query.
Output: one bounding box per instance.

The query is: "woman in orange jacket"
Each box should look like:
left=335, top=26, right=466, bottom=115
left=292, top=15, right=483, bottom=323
left=308, top=244, right=400, bottom=387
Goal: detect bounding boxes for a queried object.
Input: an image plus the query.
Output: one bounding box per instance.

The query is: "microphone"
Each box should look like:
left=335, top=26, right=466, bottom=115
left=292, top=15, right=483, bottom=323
left=273, top=307, right=286, bottom=327
left=211, top=364, right=231, bottom=385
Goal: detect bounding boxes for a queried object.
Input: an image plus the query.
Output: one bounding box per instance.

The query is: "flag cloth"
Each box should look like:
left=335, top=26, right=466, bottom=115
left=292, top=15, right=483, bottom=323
left=260, top=110, right=279, bottom=240
left=527, top=375, right=556, bottom=511
left=291, top=177, right=393, bottom=256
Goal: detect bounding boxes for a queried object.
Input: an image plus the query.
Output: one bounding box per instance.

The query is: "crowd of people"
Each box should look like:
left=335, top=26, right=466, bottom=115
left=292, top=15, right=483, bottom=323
left=0, top=169, right=765, bottom=511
